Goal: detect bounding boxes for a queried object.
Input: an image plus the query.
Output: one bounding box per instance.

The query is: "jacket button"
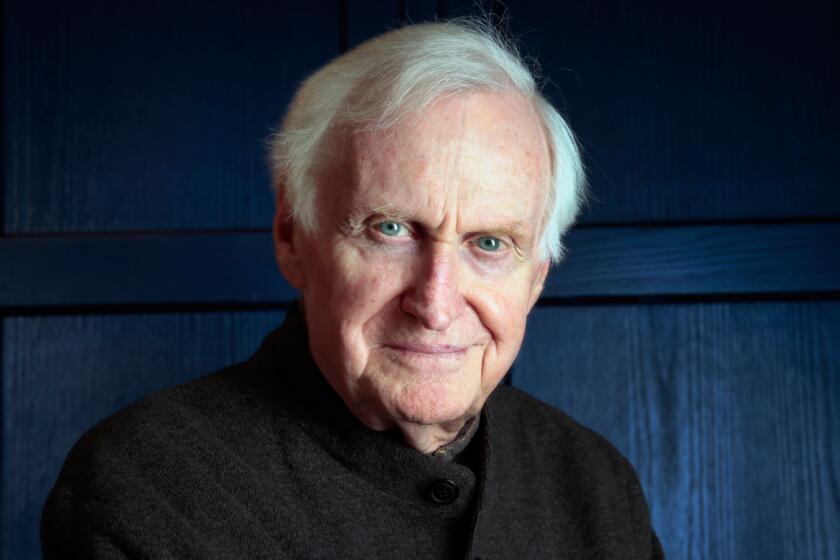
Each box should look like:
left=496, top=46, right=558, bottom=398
left=428, top=479, right=459, bottom=504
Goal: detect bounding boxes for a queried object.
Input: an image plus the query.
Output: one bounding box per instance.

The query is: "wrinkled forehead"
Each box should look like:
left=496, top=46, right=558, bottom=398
left=343, top=91, right=552, bottom=218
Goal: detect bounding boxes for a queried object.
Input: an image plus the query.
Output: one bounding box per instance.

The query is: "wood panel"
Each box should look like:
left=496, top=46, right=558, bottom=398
left=0, top=232, right=295, bottom=309
left=544, top=223, right=840, bottom=298
left=344, top=0, right=493, bottom=47
left=346, top=0, right=406, bottom=48
left=503, top=0, right=840, bottom=223
left=7, top=0, right=839, bottom=232
left=1, top=311, right=284, bottom=560
left=3, top=224, right=838, bottom=309
left=514, top=302, right=840, bottom=559
left=3, top=0, right=338, bottom=233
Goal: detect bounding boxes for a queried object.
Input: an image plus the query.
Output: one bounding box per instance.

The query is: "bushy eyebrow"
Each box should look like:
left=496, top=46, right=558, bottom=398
left=368, top=203, right=413, bottom=221
left=479, top=222, right=527, bottom=240
left=338, top=203, right=409, bottom=236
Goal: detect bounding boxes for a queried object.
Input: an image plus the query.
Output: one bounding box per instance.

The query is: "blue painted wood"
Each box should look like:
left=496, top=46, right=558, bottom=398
left=515, top=302, right=840, bottom=559
left=444, top=0, right=496, bottom=19
left=0, top=232, right=297, bottom=309
left=402, top=0, right=441, bottom=22
left=501, top=0, right=840, bottom=223
left=546, top=223, right=840, bottom=298
left=346, top=0, right=403, bottom=47
left=345, top=0, right=441, bottom=48
left=6, top=0, right=839, bottom=234
left=2, top=311, right=284, bottom=560
left=3, top=0, right=338, bottom=233
left=2, top=224, right=838, bottom=309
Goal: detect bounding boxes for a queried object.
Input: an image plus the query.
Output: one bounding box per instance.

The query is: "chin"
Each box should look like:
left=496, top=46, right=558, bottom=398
left=391, top=381, right=475, bottom=426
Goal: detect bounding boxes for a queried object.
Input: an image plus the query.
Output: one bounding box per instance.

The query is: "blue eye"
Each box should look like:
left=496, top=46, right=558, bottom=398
left=476, top=236, right=504, bottom=252
left=377, top=220, right=407, bottom=237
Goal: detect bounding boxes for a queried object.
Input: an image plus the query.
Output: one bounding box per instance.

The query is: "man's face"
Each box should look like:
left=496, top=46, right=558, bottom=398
left=277, top=91, right=551, bottom=433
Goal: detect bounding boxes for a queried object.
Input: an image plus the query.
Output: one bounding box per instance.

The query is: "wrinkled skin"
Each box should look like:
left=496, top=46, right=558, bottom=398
left=274, top=90, right=551, bottom=453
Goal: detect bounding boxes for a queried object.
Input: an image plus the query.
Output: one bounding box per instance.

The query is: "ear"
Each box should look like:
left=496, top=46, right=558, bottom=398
left=272, top=188, right=306, bottom=290
left=527, top=260, right=550, bottom=311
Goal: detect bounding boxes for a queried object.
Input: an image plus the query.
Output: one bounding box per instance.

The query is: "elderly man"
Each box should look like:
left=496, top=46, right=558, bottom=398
left=42, top=21, right=664, bottom=559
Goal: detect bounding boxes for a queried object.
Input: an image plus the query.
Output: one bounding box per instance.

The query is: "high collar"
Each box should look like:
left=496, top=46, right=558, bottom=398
left=251, top=307, right=497, bottom=516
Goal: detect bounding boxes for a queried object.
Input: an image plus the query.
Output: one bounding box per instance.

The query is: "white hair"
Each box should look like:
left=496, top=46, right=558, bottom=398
left=268, top=19, right=585, bottom=263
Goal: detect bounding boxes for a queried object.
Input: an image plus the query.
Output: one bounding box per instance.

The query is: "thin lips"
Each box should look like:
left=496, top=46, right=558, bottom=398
left=386, top=342, right=466, bottom=354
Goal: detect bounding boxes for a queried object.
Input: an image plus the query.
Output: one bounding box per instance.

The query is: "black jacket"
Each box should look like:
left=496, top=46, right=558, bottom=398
left=42, top=311, right=665, bottom=559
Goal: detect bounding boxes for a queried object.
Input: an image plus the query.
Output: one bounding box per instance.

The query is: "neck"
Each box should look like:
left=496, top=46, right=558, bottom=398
left=395, top=418, right=469, bottom=454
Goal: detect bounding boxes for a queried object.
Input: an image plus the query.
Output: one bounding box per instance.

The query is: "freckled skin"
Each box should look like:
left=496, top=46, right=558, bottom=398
left=274, top=91, right=552, bottom=453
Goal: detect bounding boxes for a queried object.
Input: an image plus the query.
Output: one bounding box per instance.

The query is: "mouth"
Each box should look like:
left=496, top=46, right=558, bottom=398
left=384, top=342, right=467, bottom=355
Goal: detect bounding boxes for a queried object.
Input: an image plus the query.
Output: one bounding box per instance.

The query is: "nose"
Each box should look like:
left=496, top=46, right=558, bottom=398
left=400, top=242, right=465, bottom=331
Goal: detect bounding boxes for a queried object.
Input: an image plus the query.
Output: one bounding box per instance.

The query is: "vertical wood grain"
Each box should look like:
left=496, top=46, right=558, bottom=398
left=516, top=302, right=840, bottom=559
left=503, top=0, right=840, bottom=223
left=2, top=311, right=284, bottom=560
left=345, top=0, right=441, bottom=48
left=4, top=1, right=339, bottom=233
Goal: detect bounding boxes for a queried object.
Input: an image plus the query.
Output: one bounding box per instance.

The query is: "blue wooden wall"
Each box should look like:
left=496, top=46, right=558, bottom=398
left=3, top=1, right=839, bottom=559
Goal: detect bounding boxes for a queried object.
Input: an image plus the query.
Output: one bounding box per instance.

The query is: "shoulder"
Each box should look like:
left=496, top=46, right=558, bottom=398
left=58, top=343, right=296, bottom=477
left=41, top=353, right=291, bottom=555
left=486, top=384, right=641, bottom=501
left=45, top=328, right=305, bottom=500
left=488, top=384, right=627, bottom=465
left=483, top=386, right=662, bottom=556
left=45, top=318, right=312, bottom=510
left=480, top=387, right=665, bottom=558
left=47, top=360, right=247, bottom=491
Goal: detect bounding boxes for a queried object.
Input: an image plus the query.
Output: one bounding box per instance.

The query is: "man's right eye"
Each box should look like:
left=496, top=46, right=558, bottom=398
left=376, top=220, right=409, bottom=237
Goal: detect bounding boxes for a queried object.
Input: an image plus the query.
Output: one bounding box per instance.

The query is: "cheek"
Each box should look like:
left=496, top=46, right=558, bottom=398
left=314, top=247, right=412, bottom=329
left=344, top=256, right=404, bottom=305
left=471, top=274, right=533, bottom=341
left=304, top=252, right=411, bottom=383
left=468, top=273, right=535, bottom=387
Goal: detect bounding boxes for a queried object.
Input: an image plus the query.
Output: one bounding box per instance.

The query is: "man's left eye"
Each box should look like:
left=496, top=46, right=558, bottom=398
left=377, top=220, right=409, bottom=237
left=475, top=236, right=505, bottom=252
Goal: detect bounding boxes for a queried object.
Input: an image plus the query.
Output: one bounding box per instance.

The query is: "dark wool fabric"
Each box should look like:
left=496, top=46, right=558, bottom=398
left=42, top=311, right=665, bottom=559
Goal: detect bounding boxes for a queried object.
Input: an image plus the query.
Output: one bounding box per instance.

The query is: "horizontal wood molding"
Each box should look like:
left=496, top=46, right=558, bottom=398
left=546, top=223, right=840, bottom=298
left=2, top=223, right=839, bottom=310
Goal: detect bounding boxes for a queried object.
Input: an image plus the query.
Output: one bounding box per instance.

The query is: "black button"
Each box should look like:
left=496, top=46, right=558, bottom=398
left=428, top=479, right=459, bottom=504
